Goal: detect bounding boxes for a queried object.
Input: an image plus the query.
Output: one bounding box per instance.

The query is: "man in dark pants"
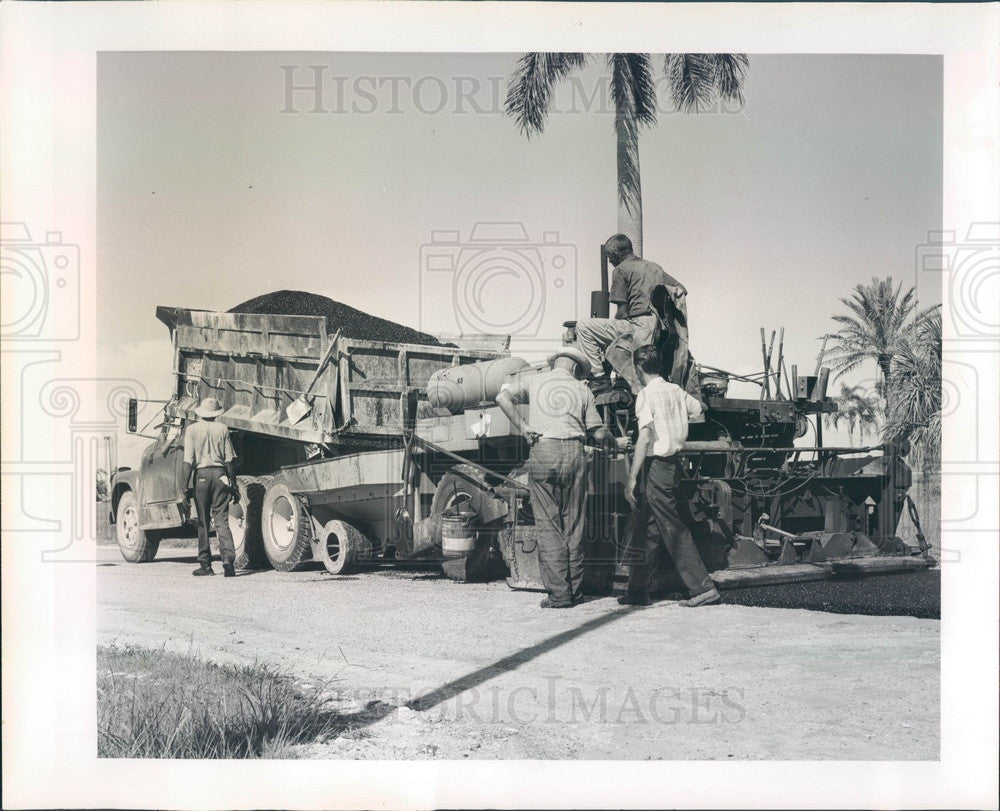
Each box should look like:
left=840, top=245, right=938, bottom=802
left=181, top=397, right=240, bottom=577
left=621, top=346, right=720, bottom=607
left=496, top=347, right=613, bottom=608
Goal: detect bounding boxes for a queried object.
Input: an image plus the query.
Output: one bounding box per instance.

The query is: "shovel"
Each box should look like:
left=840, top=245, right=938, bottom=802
left=286, top=328, right=342, bottom=425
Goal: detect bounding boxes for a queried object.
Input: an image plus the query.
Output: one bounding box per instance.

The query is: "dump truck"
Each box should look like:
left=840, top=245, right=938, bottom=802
left=110, top=293, right=933, bottom=593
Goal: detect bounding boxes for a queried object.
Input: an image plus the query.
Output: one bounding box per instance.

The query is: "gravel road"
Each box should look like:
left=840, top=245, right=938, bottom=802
left=97, top=544, right=939, bottom=760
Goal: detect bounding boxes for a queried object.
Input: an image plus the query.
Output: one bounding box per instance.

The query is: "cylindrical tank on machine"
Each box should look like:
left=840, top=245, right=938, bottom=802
left=440, top=513, right=476, bottom=558
left=426, top=356, right=531, bottom=414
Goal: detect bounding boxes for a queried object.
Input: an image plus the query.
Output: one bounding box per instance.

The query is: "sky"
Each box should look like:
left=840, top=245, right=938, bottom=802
left=97, top=51, right=942, bottom=456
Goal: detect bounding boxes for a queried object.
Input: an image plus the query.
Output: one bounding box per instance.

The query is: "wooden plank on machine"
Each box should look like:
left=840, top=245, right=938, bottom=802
left=711, top=563, right=831, bottom=590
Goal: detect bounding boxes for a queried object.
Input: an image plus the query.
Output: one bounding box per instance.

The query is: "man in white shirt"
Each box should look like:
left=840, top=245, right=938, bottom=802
left=620, top=345, right=720, bottom=607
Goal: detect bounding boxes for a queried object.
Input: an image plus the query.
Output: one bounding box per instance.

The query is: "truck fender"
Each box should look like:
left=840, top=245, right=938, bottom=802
left=109, top=470, right=142, bottom=523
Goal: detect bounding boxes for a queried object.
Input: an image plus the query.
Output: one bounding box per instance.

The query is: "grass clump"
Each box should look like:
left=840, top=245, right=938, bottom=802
left=98, top=644, right=341, bottom=758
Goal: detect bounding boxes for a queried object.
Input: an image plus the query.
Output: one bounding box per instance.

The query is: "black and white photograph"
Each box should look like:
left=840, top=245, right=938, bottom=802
left=1, top=3, right=997, bottom=809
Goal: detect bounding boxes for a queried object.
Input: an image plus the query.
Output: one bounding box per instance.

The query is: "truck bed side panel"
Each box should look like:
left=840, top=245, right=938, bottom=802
left=159, top=308, right=506, bottom=443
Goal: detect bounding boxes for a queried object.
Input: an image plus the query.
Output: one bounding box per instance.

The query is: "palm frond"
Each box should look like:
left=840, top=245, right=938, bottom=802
left=615, top=113, right=641, bottom=216
left=711, top=53, right=749, bottom=105
left=663, top=54, right=716, bottom=113
left=608, top=53, right=657, bottom=127
left=504, top=52, right=587, bottom=135
left=608, top=54, right=656, bottom=214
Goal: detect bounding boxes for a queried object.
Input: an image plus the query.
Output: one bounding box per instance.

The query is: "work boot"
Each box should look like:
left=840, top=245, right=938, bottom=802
left=540, top=598, right=572, bottom=609
left=223, top=563, right=236, bottom=578
left=193, top=563, right=215, bottom=577
left=679, top=587, right=721, bottom=607
left=617, top=593, right=651, bottom=607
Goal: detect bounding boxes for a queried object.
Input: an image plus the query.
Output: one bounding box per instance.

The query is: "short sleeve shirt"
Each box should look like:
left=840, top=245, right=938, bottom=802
left=609, top=255, right=686, bottom=319
left=183, top=420, right=236, bottom=468
left=635, top=376, right=703, bottom=457
left=501, top=367, right=602, bottom=440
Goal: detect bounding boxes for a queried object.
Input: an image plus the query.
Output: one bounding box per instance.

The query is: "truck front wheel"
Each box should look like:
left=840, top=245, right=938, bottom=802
left=261, top=482, right=314, bottom=571
left=115, top=490, right=161, bottom=563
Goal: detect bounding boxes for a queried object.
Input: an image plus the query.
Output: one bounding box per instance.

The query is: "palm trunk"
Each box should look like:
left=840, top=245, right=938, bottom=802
left=878, top=355, right=892, bottom=394
left=615, top=110, right=643, bottom=257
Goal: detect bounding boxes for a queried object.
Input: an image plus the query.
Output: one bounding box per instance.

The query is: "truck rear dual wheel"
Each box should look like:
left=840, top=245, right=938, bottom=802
left=228, top=476, right=272, bottom=570
left=261, top=482, right=314, bottom=572
left=115, top=489, right=161, bottom=563
left=315, top=519, right=375, bottom=575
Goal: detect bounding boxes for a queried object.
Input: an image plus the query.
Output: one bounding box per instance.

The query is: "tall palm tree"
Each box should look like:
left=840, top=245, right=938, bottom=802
left=823, top=277, right=939, bottom=392
left=505, top=53, right=748, bottom=257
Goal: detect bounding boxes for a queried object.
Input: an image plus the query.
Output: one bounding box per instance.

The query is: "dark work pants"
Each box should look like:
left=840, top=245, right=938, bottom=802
left=627, top=456, right=713, bottom=597
left=527, top=439, right=588, bottom=607
left=194, top=466, right=235, bottom=566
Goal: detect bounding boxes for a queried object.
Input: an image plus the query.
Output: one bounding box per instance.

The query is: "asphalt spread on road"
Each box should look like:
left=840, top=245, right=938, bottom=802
left=718, top=570, right=940, bottom=619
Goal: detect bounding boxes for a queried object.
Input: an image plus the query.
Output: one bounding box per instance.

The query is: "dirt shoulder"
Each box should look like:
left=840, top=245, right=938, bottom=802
left=97, top=545, right=939, bottom=760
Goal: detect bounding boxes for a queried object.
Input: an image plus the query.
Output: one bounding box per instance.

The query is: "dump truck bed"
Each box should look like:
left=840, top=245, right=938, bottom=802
left=156, top=306, right=506, bottom=444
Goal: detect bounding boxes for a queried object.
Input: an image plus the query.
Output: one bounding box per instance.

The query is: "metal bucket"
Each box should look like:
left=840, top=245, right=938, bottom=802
left=441, top=514, right=476, bottom=558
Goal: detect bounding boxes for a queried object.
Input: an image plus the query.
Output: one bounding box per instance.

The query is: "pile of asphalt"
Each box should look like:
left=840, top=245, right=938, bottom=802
left=721, top=570, right=940, bottom=619
left=230, top=290, right=447, bottom=347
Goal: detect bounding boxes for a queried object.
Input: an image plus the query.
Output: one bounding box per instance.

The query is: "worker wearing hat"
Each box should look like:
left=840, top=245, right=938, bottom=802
left=181, top=397, right=240, bottom=577
left=496, top=347, right=613, bottom=608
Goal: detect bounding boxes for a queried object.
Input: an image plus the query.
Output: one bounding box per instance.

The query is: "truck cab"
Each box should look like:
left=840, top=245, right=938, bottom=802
left=109, top=416, right=190, bottom=562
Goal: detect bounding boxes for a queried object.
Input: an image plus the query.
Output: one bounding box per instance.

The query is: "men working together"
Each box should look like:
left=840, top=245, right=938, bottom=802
left=497, top=342, right=717, bottom=610
left=182, top=233, right=715, bottom=608
left=496, top=233, right=714, bottom=610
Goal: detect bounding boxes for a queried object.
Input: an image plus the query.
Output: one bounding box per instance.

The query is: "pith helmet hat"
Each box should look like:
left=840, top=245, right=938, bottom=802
left=195, top=397, right=225, bottom=418
left=546, top=346, right=592, bottom=377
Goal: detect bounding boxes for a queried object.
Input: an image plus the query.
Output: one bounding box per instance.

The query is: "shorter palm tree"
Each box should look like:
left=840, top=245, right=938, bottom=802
left=824, top=382, right=881, bottom=442
left=884, top=308, right=942, bottom=471
left=823, top=277, right=938, bottom=392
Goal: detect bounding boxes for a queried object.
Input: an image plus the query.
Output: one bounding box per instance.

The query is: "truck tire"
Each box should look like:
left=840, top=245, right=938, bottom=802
left=315, top=519, right=375, bottom=575
left=261, top=481, right=314, bottom=571
left=431, top=465, right=506, bottom=583
left=229, top=475, right=272, bottom=570
left=115, top=489, right=161, bottom=563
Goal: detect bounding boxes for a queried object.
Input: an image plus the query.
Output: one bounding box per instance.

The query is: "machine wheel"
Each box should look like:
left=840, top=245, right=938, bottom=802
left=261, top=481, right=314, bottom=572
left=115, top=489, right=160, bottom=563
left=229, top=475, right=272, bottom=570
left=315, top=519, right=375, bottom=575
left=431, top=464, right=505, bottom=583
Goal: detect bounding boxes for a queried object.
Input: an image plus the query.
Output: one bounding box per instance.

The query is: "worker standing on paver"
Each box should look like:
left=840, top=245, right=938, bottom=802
left=620, top=345, right=720, bottom=607
left=496, top=348, right=613, bottom=608
left=575, top=234, right=691, bottom=387
left=181, top=397, right=240, bottom=578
